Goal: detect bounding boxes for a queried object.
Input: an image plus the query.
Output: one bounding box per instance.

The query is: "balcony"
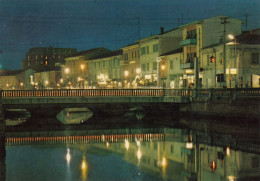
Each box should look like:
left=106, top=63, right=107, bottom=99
left=180, top=62, right=194, bottom=69
left=180, top=39, right=197, bottom=46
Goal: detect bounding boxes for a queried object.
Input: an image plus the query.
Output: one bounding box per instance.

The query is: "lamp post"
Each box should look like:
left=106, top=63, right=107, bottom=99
left=80, top=64, right=85, bottom=89
left=161, top=64, right=166, bottom=96
left=124, top=70, right=129, bottom=88
left=228, top=34, right=238, bottom=87
left=64, top=68, right=70, bottom=88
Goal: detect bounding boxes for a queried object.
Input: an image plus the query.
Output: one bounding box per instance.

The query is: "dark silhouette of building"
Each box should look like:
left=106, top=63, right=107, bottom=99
left=22, top=47, right=77, bottom=72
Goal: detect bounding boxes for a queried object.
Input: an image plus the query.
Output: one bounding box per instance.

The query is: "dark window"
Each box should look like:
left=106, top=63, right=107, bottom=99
left=217, top=74, right=224, bottom=82
left=141, top=47, right=146, bottom=55
left=170, top=61, right=173, bottom=69
left=219, top=53, right=223, bottom=64
left=147, top=63, right=149, bottom=71
left=146, top=46, right=149, bottom=54
left=186, top=29, right=197, bottom=39
left=142, top=64, right=146, bottom=71
left=124, top=53, right=128, bottom=60
left=187, top=53, right=196, bottom=63
left=252, top=53, right=259, bottom=64
left=153, top=44, right=158, bottom=52
left=171, top=145, right=174, bottom=153
left=153, top=62, right=157, bottom=70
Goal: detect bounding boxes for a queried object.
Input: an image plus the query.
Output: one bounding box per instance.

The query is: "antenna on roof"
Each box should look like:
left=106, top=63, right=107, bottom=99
left=245, top=13, right=248, bottom=31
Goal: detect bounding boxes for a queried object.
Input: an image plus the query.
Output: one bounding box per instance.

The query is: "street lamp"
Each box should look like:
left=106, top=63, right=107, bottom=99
left=228, top=34, right=238, bottom=87
left=65, top=68, right=70, bottom=74
left=136, top=68, right=141, bottom=74
left=161, top=64, right=166, bottom=89
left=80, top=64, right=85, bottom=89
left=64, top=68, right=70, bottom=88
left=124, top=70, right=129, bottom=88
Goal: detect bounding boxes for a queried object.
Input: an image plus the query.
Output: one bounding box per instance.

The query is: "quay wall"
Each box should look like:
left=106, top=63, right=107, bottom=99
left=180, top=99, right=260, bottom=119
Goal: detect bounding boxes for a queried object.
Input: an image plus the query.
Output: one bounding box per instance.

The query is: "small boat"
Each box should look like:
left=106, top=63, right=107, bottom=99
left=5, top=118, right=26, bottom=126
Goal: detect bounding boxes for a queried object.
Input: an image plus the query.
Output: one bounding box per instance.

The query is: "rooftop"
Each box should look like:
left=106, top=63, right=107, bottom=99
left=89, top=49, right=123, bottom=60
left=0, top=70, right=24, bottom=76
left=67, top=47, right=111, bottom=59
left=160, top=47, right=183, bottom=56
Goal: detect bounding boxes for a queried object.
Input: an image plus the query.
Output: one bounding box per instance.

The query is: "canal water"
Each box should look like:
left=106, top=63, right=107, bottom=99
left=2, top=123, right=260, bottom=181
left=1, top=109, right=260, bottom=181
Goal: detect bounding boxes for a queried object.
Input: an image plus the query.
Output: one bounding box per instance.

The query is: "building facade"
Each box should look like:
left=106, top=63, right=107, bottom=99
left=33, top=70, right=61, bottom=89
left=200, top=29, right=260, bottom=88
left=88, top=50, right=123, bottom=88
left=139, top=27, right=182, bottom=87
left=22, top=47, right=77, bottom=72
left=64, top=48, right=110, bottom=88
left=179, top=16, right=242, bottom=88
left=160, top=48, right=184, bottom=88
left=121, top=43, right=140, bottom=88
left=0, top=69, right=35, bottom=90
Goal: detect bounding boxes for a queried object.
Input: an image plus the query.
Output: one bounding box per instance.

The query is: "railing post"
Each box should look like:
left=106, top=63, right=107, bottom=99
left=232, top=88, right=237, bottom=101
left=208, top=89, right=213, bottom=100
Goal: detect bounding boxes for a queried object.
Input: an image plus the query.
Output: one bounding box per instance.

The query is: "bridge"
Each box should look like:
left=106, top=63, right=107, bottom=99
left=1, top=88, right=260, bottom=118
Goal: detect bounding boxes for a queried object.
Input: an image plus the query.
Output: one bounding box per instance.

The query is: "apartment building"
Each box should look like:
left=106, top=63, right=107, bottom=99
left=179, top=16, right=242, bottom=88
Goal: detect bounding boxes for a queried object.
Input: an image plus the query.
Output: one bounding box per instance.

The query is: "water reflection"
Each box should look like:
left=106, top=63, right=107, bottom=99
left=0, top=134, right=6, bottom=181
left=4, top=128, right=260, bottom=181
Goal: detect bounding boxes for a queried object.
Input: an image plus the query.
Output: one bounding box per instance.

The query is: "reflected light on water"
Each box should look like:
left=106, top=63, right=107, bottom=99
left=106, top=142, right=109, bottom=148
left=136, top=140, right=141, bottom=146
left=162, top=157, right=167, bottom=168
left=125, top=140, right=130, bottom=150
left=81, top=156, right=88, bottom=181
left=137, top=148, right=142, bottom=160
left=226, top=147, right=231, bottom=156
left=228, top=176, right=236, bottom=181
left=66, top=149, right=71, bottom=164
left=81, top=160, right=86, bottom=170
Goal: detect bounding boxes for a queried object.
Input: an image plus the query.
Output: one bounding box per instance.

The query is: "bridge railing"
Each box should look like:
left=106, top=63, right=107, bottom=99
left=195, top=88, right=260, bottom=100
left=1, top=88, right=260, bottom=99
left=1, top=89, right=167, bottom=98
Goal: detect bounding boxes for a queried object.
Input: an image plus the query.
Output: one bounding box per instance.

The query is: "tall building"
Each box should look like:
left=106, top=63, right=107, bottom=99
left=139, top=27, right=182, bottom=87
left=179, top=16, right=242, bottom=88
left=201, top=28, right=260, bottom=88
left=22, top=47, right=77, bottom=72
left=121, top=43, right=140, bottom=88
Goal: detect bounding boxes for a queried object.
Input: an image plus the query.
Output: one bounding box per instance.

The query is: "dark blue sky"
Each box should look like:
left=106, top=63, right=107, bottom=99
left=0, top=0, right=259, bottom=70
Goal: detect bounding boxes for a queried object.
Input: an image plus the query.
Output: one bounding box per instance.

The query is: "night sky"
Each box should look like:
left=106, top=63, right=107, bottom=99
left=0, top=0, right=259, bottom=70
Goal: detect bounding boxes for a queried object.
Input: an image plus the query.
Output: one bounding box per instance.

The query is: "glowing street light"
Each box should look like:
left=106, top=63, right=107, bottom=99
left=228, top=34, right=238, bottom=87
left=80, top=64, right=85, bottom=89
left=161, top=63, right=166, bottom=90
left=65, top=68, right=70, bottom=74
left=124, top=70, right=129, bottom=88
left=125, top=139, right=130, bottom=150
left=136, top=68, right=141, bottom=74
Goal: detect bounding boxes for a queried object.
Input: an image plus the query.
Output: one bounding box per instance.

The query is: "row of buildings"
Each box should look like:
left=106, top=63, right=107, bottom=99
left=1, top=15, right=260, bottom=90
